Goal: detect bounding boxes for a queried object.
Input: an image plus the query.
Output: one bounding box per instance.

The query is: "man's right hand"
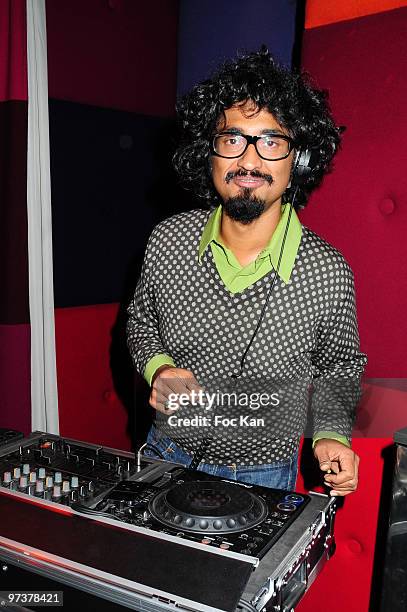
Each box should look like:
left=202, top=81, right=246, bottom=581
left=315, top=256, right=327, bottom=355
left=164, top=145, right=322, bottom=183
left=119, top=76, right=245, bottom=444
left=149, top=365, right=203, bottom=415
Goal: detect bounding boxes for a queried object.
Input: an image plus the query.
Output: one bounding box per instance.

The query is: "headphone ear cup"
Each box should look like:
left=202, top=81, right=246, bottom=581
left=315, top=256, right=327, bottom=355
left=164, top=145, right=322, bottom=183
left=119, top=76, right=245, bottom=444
left=291, top=148, right=317, bottom=186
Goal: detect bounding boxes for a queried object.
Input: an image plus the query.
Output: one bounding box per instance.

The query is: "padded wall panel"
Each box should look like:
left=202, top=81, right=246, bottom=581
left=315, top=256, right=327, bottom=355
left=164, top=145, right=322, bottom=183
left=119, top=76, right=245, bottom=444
left=49, top=100, right=186, bottom=308
left=45, top=0, right=178, bottom=116
left=0, top=324, right=31, bottom=433
left=0, top=0, right=30, bottom=434
left=296, top=438, right=392, bottom=612
left=177, top=0, right=297, bottom=96
left=0, top=101, right=29, bottom=324
left=300, top=7, right=407, bottom=377
left=305, top=0, right=407, bottom=28
left=55, top=304, right=131, bottom=450
left=0, top=0, right=27, bottom=101
left=46, top=1, right=180, bottom=445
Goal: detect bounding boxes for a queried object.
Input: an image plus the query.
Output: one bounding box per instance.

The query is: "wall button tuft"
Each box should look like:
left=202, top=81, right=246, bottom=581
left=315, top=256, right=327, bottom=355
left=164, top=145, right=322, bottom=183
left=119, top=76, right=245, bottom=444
left=348, top=539, right=363, bottom=554
left=379, top=198, right=395, bottom=215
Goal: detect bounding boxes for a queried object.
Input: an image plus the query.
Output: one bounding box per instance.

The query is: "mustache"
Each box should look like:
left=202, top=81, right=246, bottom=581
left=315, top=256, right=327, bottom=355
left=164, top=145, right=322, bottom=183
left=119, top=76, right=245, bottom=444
left=225, top=169, right=274, bottom=185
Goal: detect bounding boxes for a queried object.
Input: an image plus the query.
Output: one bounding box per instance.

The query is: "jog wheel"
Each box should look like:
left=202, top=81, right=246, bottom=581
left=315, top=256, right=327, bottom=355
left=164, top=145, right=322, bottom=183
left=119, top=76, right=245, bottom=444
left=149, top=480, right=267, bottom=534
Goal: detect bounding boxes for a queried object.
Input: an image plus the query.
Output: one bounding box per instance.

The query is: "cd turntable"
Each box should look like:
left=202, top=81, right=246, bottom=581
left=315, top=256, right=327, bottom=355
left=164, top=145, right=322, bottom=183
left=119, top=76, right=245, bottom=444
left=94, top=467, right=310, bottom=560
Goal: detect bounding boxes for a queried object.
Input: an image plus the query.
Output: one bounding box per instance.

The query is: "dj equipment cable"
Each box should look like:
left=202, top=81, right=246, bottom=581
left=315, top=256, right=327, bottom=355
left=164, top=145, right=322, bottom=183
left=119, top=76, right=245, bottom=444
left=238, top=599, right=258, bottom=612
left=71, top=503, right=127, bottom=522
left=231, top=197, right=294, bottom=380
left=138, top=442, right=165, bottom=461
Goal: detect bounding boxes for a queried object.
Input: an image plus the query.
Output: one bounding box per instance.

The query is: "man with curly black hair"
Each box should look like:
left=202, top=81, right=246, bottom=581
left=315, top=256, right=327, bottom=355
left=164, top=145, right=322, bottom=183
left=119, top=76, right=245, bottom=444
left=127, top=47, right=366, bottom=496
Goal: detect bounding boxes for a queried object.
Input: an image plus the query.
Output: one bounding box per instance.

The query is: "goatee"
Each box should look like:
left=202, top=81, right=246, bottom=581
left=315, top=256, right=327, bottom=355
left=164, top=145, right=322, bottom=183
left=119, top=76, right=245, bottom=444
left=223, top=188, right=266, bottom=224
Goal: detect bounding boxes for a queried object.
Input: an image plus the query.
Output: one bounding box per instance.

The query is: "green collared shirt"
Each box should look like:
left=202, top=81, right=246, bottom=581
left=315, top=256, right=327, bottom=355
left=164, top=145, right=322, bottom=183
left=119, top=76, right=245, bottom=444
left=144, top=204, right=350, bottom=449
left=198, top=203, right=301, bottom=291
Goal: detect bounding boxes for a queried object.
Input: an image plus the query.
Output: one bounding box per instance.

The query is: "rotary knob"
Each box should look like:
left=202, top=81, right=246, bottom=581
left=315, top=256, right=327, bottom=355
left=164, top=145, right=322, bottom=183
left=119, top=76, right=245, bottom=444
left=2, top=472, right=12, bottom=486
left=18, top=476, right=28, bottom=490
left=277, top=502, right=296, bottom=512
left=71, top=476, right=79, bottom=489
left=284, top=494, right=304, bottom=503
left=52, top=485, right=62, bottom=500
left=35, top=480, right=45, bottom=497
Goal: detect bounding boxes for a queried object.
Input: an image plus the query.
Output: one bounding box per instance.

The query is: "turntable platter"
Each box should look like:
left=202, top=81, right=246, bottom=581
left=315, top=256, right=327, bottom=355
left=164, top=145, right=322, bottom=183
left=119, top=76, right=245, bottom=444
left=149, top=480, right=268, bottom=534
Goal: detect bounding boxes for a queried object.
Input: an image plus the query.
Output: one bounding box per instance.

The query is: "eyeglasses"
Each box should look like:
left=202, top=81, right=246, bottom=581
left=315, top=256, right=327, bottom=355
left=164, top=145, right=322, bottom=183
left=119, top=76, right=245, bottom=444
left=212, top=132, right=294, bottom=161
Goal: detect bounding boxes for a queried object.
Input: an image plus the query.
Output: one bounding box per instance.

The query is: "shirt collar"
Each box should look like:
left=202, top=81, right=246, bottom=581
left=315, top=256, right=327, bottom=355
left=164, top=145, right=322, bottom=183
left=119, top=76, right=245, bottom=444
left=198, top=203, right=302, bottom=283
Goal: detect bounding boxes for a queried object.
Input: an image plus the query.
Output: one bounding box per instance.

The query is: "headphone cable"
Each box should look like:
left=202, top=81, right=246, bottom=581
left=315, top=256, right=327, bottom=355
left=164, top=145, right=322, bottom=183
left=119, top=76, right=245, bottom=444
left=189, top=190, right=298, bottom=471
left=231, top=196, right=295, bottom=379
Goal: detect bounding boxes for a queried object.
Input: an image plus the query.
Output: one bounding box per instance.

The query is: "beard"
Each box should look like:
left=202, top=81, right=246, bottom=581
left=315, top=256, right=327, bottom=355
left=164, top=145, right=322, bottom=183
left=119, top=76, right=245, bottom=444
left=223, top=188, right=266, bottom=224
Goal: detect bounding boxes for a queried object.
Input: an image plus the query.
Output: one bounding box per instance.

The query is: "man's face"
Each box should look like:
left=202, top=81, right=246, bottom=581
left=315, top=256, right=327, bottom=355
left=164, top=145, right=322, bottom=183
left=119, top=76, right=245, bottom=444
left=211, top=103, right=294, bottom=223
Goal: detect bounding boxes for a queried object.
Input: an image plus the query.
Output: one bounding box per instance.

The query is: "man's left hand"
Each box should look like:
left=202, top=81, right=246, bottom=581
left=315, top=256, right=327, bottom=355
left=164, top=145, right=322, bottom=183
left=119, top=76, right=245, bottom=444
left=313, top=438, right=360, bottom=497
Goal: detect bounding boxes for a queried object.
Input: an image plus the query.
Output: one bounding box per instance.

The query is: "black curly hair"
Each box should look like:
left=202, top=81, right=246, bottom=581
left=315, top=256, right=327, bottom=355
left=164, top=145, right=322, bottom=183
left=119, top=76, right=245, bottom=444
left=173, top=46, right=341, bottom=210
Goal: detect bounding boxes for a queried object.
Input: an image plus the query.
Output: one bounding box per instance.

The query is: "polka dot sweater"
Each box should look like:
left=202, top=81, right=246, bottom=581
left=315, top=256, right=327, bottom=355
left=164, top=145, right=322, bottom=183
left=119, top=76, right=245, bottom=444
left=127, top=209, right=367, bottom=465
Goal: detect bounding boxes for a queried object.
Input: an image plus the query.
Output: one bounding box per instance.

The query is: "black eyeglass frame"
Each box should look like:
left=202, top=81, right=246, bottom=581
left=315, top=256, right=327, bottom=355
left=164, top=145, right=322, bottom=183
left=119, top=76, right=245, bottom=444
left=211, top=131, right=295, bottom=161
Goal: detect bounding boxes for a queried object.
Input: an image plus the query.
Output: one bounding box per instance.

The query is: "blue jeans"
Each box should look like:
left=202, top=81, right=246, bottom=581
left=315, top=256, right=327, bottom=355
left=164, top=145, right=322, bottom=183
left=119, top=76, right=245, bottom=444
left=144, top=426, right=298, bottom=490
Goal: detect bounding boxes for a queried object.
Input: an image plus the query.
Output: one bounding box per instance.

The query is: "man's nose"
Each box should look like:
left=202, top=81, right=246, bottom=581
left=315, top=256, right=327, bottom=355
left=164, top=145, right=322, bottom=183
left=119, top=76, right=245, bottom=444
left=236, top=142, right=263, bottom=171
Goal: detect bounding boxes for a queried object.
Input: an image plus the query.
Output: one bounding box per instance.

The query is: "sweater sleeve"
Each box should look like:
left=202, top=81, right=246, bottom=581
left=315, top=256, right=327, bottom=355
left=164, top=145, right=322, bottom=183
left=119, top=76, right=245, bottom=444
left=126, top=229, right=173, bottom=379
left=310, top=265, right=367, bottom=442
